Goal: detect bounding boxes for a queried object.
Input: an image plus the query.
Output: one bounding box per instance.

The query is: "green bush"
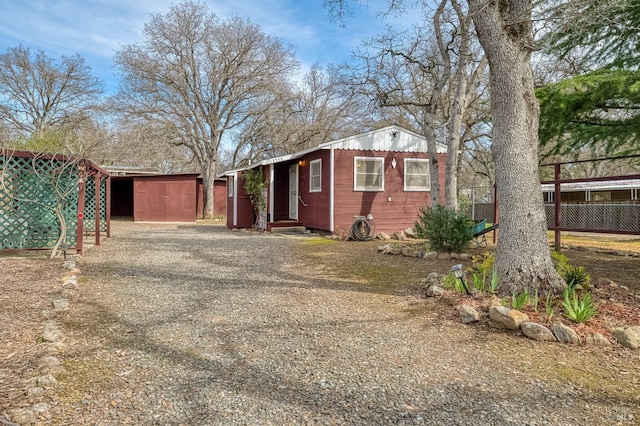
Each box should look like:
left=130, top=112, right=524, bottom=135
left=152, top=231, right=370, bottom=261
left=414, top=205, right=474, bottom=253
left=552, top=251, right=590, bottom=290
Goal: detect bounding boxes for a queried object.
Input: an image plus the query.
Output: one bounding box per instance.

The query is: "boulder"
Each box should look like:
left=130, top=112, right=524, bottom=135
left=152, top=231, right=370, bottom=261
left=489, top=306, right=529, bottom=330
left=585, top=332, right=611, bottom=346
left=520, top=322, right=556, bottom=342
left=375, top=232, right=391, bottom=241
left=480, top=296, right=503, bottom=311
left=377, top=244, right=392, bottom=254
left=405, top=228, right=417, bottom=238
left=457, top=305, right=481, bottom=324
left=424, top=251, right=438, bottom=259
left=612, top=326, right=640, bottom=349
left=392, top=231, right=406, bottom=241
left=551, top=322, right=581, bottom=344
left=426, top=285, right=444, bottom=297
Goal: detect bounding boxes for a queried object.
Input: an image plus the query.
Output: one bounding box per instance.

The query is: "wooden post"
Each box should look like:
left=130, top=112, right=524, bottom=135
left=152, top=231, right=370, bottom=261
left=95, top=172, right=101, bottom=246
left=76, top=163, right=86, bottom=255
left=554, top=163, right=561, bottom=251
left=106, top=175, right=111, bottom=238
left=492, top=182, right=499, bottom=244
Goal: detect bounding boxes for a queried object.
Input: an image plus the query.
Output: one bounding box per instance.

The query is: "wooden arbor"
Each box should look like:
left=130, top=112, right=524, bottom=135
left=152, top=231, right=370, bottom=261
left=0, top=151, right=110, bottom=255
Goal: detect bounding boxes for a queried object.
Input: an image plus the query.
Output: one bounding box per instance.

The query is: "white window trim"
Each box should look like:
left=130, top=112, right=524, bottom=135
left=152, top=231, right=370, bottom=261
left=354, top=156, right=385, bottom=192
left=404, top=158, right=430, bottom=192
left=309, top=158, right=322, bottom=192
left=228, top=175, right=234, bottom=197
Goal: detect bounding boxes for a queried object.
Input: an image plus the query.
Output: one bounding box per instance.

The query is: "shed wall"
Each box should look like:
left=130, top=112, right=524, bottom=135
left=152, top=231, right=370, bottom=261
left=133, top=175, right=197, bottom=222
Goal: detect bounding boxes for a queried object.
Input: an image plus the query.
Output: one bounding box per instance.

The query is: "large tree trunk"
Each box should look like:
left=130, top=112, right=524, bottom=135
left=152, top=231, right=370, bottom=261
left=422, top=115, right=441, bottom=207
left=201, top=160, right=216, bottom=220
left=470, top=0, right=565, bottom=294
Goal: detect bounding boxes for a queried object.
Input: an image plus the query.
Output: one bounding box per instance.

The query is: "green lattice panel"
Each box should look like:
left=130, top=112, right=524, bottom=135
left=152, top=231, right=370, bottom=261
left=1, top=155, right=78, bottom=250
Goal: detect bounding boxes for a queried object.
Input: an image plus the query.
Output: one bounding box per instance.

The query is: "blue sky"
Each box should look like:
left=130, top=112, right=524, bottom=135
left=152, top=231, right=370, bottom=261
left=0, top=0, right=417, bottom=94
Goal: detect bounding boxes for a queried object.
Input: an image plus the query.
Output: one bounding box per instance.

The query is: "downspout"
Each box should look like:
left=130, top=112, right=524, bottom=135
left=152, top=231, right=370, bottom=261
left=330, top=147, right=335, bottom=232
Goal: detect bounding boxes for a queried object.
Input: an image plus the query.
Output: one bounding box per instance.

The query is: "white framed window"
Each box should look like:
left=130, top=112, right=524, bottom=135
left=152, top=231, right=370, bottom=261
left=227, top=176, right=234, bottom=197
left=404, top=159, right=430, bottom=191
left=310, top=159, right=322, bottom=192
left=354, top=157, right=384, bottom=191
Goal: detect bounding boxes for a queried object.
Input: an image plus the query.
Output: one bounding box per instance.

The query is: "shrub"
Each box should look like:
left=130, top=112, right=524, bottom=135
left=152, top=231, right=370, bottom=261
left=414, top=205, right=474, bottom=253
left=552, top=251, right=591, bottom=290
left=562, top=289, right=598, bottom=323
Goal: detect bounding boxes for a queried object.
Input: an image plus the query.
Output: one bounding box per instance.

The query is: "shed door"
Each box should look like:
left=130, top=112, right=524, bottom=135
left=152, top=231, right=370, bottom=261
left=289, top=164, right=298, bottom=220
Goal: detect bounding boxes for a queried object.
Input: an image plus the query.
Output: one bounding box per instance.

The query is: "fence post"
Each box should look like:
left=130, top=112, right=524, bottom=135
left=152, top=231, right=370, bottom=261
left=493, top=182, right=499, bottom=244
left=554, top=163, right=561, bottom=251
left=76, top=163, right=85, bottom=255
left=95, top=172, right=101, bottom=246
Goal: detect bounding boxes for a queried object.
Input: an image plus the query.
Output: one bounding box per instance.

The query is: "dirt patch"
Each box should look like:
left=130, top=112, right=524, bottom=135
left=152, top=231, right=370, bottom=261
left=0, top=254, right=60, bottom=412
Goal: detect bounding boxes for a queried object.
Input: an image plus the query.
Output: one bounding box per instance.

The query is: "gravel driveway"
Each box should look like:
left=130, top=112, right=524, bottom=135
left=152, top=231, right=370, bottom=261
left=48, top=222, right=638, bottom=425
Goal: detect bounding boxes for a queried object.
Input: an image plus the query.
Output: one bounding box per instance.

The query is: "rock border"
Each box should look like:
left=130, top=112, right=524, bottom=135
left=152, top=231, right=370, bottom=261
left=7, top=257, right=82, bottom=425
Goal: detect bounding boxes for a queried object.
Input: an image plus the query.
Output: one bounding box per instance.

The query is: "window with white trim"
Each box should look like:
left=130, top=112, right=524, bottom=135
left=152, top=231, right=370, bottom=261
left=310, top=159, right=322, bottom=192
left=228, top=176, right=234, bottom=197
left=354, top=157, right=384, bottom=191
left=404, top=159, right=430, bottom=191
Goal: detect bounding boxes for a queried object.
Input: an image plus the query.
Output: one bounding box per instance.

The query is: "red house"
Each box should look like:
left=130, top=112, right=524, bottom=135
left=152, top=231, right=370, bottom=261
left=224, top=125, right=447, bottom=236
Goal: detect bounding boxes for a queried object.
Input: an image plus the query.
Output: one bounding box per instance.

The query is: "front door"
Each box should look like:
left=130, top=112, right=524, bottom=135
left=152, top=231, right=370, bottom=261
left=289, top=164, right=298, bottom=220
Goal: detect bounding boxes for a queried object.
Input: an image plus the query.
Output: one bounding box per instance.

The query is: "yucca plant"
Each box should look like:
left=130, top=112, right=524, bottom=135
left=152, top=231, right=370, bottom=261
left=471, top=271, right=487, bottom=292
left=545, top=292, right=555, bottom=322
left=562, top=289, right=598, bottom=323
left=564, top=265, right=590, bottom=290
left=511, top=290, right=531, bottom=310
left=488, top=267, right=499, bottom=293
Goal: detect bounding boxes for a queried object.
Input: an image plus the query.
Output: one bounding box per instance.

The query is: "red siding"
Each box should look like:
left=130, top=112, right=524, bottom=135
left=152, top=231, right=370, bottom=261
left=227, top=173, right=254, bottom=229
left=332, top=150, right=445, bottom=235
left=297, top=151, right=331, bottom=230
left=133, top=175, right=197, bottom=222
left=197, top=179, right=227, bottom=219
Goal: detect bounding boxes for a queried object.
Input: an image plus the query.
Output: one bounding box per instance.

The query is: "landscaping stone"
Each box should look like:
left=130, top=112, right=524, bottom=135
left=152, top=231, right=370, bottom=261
left=63, top=260, right=77, bottom=270
left=27, top=387, right=45, bottom=399
left=520, top=322, right=556, bottom=342
left=389, top=247, right=402, bottom=255
left=489, top=306, right=529, bottom=330
left=377, top=244, right=392, bottom=254
left=424, top=251, right=438, bottom=259
left=450, top=253, right=460, bottom=260
left=38, top=355, right=61, bottom=370
left=8, top=408, right=36, bottom=425
left=37, top=374, right=58, bottom=387
left=551, top=322, right=581, bottom=344
left=42, top=321, right=63, bottom=343
left=480, top=295, right=503, bottom=311
left=52, top=298, right=69, bottom=312
left=585, top=332, right=611, bottom=346
left=375, top=232, right=391, bottom=240
left=61, top=288, right=79, bottom=300
left=401, top=247, right=420, bottom=257
left=62, top=276, right=78, bottom=288
left=457, top=305, right=480, bottom=324
left=404, top=228, right=416, bottom=238
left=612, top=326, right=640, bottom=349
left=392, top=231, right=406, bottom=241
left=459, top=253, right=471, bottom=260
left=426, top=285, right=444, bottom=297
left=40, top=309, right=56, bottom=320
left=32, top=402, right=50, bottom=414
left=437, top=252, right=451, bottom=260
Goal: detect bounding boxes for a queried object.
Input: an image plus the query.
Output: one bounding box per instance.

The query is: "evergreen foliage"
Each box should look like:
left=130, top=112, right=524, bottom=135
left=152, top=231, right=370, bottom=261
left=414, top=205, right=473, bottom=253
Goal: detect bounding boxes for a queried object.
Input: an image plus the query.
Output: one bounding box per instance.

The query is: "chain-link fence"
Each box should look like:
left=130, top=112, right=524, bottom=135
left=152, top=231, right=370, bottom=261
left=460, top=155, right=640, bottom=254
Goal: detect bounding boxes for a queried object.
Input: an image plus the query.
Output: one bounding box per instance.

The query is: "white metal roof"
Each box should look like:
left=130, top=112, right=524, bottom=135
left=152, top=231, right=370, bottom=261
left=541, top=178, right=640, bottom=192
left=222, top=125, right=445, bottom=175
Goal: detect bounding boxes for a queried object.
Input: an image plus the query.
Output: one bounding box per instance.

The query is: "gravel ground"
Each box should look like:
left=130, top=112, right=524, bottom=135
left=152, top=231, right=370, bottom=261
left=39, top=222, right=639, bottom=425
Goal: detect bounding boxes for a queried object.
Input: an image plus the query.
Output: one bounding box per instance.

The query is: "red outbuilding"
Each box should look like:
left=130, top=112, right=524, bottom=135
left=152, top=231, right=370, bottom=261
left=224, top=125, right=447, bottom=236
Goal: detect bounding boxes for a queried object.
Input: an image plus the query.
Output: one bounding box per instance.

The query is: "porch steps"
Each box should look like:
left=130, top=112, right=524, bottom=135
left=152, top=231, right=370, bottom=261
left=267, top=221, right=306, bottom=234
left=270, top=226, right=307, bottom=234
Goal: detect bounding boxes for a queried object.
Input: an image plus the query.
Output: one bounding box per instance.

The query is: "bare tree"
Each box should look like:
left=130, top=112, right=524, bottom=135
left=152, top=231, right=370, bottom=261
left=114, top=0, right=298, bottom=218
left=352, top=0, right=487, bottom=208
left=230, top=63, right=363, bottom=167
left=0, top=46, right=104, bottom=137
left=469, top=0, right=565, bottom=293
